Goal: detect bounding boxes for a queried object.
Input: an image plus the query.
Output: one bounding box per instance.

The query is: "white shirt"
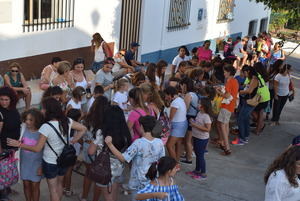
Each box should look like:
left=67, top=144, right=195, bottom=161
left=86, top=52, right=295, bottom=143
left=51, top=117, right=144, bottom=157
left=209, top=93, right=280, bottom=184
left=39, top=119, right=73, bottom=164
left=67, top=98, right=82, bottom=110
left=87, top=96, right=95, bottom=112
left=170, top=97, right=187, bottom=122
left=172, top=55, right=190, bottom=72
left=233, top=42, right=243, bottom=56
left=113, top=91, right=128, bottom=110
left=265, top=169, right=300, bottom=201
left=246, top=39, right=255, bottom=53
left=275, top=74, right=290, bottom=96
left=94, top=41, right=105, bottom=62
left=155, top=75, right=161, bottom=87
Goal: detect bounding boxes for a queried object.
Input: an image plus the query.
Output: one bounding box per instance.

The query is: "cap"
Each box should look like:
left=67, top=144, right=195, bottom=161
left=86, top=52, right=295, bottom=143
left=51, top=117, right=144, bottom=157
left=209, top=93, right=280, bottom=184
left=130, top=42, right=140, bottom=47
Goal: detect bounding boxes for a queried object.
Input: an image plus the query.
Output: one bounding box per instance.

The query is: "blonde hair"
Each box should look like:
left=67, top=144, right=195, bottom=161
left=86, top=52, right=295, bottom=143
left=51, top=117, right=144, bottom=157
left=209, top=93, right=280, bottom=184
left=140, top=83, right=164, bottom=110
left=9, top=62, right=21, bottom=70
left=57, top=61, right=71, bottom=75
left=117, top=78, right=129, bottom=90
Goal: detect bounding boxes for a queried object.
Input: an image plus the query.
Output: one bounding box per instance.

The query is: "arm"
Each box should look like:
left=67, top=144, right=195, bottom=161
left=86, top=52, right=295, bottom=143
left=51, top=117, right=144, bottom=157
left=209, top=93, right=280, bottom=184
left=273, top=80, right=279, bottom=99
left=41, top=67, right=52, bottom=83
left=169, top=107, right=177, bottom=121
left=280, top=50, right=285, bottom=60
left=7, top=134, right=47, bottom=153
left=136, top=192, right=168, bottom=200
left=239, top=78, right=258, bottom=95
left=190, top=122, right=211, bottom=132
left=104, top=136, right=125, bottom=162
left=184, top=93, right=192, bottom=110
left=3, top=74, right=24, bottom=92
left=95, top=82, right=113, bottom=92
left=20, top=73, right=29, bottom=88
left=70, top=121, right=87, bottom=144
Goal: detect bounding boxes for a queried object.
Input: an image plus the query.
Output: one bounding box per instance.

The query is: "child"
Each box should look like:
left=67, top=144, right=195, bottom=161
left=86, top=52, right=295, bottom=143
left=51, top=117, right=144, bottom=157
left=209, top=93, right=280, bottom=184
left=86, top=85, right=104, bottom=111
left=136, top=156, right=185, bottom=201
left=105, top=115, right=165, bottom=200
left=112, top=78, right=130, bottom=117
left=19, top=109, right=44, bottom=201
left=63, top=108, right=82, bottom=196
left=66, top=86, right=86, bottom=113
left=187, top=98, right=212, bottom=180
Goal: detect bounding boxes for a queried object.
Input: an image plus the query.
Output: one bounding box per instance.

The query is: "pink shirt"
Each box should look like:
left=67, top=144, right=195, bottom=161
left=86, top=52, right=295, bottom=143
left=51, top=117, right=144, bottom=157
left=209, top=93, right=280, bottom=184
left=197, top=47, right=212, bottom=62
left=128, top=108, right=155, bottom=142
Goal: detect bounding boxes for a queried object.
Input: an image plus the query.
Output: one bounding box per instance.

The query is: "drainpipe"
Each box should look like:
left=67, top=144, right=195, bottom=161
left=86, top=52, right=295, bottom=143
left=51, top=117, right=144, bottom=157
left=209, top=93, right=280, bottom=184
left=159, top=0, right=167, bottom=59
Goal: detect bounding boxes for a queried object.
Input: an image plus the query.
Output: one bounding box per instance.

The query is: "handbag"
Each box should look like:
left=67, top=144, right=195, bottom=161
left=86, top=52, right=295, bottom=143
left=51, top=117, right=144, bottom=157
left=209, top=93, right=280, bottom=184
left=87, top=146, right=112, bottom=186
left=46, top=122, right=77, bottom=168
left=246, top=75, right=263, bottom=107
left=0, top=150, right=19, bottom=190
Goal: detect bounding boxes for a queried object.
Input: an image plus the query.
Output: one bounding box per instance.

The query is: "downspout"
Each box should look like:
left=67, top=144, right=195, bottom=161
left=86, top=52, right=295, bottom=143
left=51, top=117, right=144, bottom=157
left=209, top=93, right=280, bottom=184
left=159, top=0, right=167, bottom=59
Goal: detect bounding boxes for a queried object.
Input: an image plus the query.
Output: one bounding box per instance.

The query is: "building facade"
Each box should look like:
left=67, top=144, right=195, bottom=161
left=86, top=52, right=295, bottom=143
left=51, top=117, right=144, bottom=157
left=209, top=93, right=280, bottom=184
left=0, top=0, right=270, bottom=79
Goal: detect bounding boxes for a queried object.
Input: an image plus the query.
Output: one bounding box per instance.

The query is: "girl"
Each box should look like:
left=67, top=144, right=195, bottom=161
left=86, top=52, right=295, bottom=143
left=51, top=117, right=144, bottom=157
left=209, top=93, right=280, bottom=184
left=91, top=32, right=110, bottom=73
left=7, top=97, right=87, bottom=201
left=164, top=86, right=188, bottom=161
left=156, top=60, right=168, bottom=91
left=145, top=63, right=157, bottom=88
left=171, top=46, right=190, bottom=75
left=187, top=98, right=212, bottom=180
left=136, top=156, right=185, bottom=201
left=81, top=96, right=109, bottom=201
left=112, top=79, right=130, bottom=116
left=39, top=57, right=61, bottom=90
left=66, top=86, right=86, bottom=114
left=20, top=109, right=44, bottom=201
left=4, top=62, right=32, bottom=110
left=88, top=105, right=131, bottom=201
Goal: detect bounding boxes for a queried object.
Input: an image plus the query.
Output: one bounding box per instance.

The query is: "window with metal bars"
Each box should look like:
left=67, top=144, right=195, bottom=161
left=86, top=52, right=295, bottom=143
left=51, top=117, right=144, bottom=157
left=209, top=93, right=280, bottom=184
left=167, top=0, right=191, bottom=31
left=217, top=0, right=235, bottom=23
left=23, top=0, right=75, bottom=32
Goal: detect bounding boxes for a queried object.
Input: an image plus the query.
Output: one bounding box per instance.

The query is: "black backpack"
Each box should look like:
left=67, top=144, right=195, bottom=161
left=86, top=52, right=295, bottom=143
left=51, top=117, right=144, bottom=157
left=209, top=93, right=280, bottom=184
left=46, top=122, right=77, bottom=168
left=87, top=146, right=112, bottom=186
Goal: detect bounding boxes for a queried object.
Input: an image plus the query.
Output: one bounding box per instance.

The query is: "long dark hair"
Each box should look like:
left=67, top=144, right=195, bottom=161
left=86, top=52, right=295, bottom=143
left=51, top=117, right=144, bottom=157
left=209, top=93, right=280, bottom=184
left=269, top=59, right=284, bottom=79
left=0, top=86, right=18, bottom=110
left=264, top=146, right=300, bottom=187
left=200, top=97, right=213, bottom=117
left=22, top=108, right=45, bottom=129
left=146, top=156, right=177, bottom=180
left=102, top=105, right=131, bottom=151
left=84, top=96, right=108, bottom=137
left=42, top=97, right=69, bottom=135
left=253, top=62, right=269, bottom=82
left=146, top=63, right=156, bottom=84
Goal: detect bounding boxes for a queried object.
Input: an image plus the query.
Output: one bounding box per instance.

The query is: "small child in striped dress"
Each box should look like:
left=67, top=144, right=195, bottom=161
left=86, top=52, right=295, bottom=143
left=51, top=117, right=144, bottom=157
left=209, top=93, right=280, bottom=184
left=136, top=156, right=185, bottom=201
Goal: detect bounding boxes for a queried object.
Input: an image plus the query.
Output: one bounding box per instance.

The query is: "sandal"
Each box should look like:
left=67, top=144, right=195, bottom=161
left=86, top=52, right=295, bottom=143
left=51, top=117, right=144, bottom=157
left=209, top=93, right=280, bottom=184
left=221, top=149, right=232, bottom=156
left=219, top=144, right=226, bottom=151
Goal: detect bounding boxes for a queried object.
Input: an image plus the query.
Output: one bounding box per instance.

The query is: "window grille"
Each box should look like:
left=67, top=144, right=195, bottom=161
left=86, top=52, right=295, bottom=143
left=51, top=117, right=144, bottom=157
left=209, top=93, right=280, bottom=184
left=217, top=0, right=235, bottom=23
left=259, top=17, right=268, bottom=33
left=248, top=20, right=258, bottom=36
left=167, top=0, right=191, bottom=31
left=23, top=0, right=75, bottom=32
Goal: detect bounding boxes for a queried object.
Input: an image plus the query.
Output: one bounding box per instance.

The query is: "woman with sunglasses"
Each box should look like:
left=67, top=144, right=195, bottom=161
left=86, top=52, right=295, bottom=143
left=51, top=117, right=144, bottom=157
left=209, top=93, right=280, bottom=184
left=4, top=62, right=32, bottom=110
left=94, top=57, right=115, bottom=101
left=112, top=49, right=135, bottom=78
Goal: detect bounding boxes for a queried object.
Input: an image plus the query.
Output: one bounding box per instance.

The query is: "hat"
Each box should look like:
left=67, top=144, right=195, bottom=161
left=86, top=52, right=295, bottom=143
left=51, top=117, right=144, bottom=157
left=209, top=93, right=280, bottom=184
left=130, top=42, right=140, bottom=47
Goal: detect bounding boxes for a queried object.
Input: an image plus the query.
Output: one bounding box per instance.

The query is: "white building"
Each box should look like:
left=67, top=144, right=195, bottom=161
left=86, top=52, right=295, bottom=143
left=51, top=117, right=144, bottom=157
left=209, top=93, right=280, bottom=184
left=0, top=0, right=270, bottom=79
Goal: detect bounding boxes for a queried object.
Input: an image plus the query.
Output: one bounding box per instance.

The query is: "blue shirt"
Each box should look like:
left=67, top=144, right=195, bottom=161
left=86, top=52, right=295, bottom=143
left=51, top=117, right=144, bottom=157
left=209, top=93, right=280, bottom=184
left=125, top=49, right=135, bottom=66
left=122, top=137, right=165, bottom=190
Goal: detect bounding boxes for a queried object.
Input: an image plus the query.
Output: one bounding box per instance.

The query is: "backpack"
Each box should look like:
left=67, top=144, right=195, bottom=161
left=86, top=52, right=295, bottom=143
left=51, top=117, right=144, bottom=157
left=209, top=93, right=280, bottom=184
left=0, top=150, right=19, bottom=190
left=46, top=122, right=77, bottom=168
left=87, top=146, right=112, bottom=186
left=152, top=109, right=171, bottom=139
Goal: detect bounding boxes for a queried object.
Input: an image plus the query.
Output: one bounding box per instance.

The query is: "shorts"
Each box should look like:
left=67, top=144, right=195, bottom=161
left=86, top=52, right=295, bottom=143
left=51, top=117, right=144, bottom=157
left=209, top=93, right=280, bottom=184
left=217, top=108, right=232, bottom=124
left=254, top=101, right=268, bottom=112
left=235, top=52, right=244, bottom=58
left=82, top=142, right=95, bottom=164
left=170, top=121, right=188, bottom=138
left=42, top=160, right=68, bottom=179
left=112, top=68, right=127, bottom=78
left=186, top=115, right=197, bottom=131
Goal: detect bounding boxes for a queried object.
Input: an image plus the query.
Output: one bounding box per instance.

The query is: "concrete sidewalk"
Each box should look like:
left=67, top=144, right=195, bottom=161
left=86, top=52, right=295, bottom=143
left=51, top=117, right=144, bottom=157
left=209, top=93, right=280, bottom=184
left=8, top=82, right=300, bottom=201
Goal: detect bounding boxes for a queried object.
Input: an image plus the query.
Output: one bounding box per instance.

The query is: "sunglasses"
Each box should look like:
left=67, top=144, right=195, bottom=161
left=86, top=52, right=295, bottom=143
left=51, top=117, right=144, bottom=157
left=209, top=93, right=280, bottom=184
left=11, top=70, right=19, bottom=73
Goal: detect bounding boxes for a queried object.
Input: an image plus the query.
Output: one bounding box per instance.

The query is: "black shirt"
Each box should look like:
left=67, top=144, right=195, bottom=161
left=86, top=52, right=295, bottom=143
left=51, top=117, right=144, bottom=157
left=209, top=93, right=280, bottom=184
left=0, top=107, right=21, bottom=150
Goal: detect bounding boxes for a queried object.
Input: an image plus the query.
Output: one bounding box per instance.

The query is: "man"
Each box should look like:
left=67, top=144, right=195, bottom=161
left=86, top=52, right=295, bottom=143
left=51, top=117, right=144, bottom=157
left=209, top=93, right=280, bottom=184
left=124, top=42, right=145, bottom=72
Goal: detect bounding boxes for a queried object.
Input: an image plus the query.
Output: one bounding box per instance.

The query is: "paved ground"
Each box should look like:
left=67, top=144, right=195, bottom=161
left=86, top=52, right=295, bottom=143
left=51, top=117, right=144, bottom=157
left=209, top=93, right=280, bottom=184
left=8, top=57, right=300, bottom=201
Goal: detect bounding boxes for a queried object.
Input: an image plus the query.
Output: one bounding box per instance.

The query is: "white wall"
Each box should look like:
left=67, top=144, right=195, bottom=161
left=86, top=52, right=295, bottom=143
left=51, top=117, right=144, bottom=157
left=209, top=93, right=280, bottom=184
left=0, top=0, right=122, bottom=61
left=139, top=0, right=271, bottom=55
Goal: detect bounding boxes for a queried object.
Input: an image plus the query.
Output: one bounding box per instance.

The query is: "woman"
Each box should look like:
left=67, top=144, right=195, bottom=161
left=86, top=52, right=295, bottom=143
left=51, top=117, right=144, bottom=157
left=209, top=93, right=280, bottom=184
left=81, top=96, right=109, bottom=201
left=252, top=62, right=270, bottom=135
left=4, top=62, right=32, bottom=110
left=197, top=40, right=213, bottom=63
left=264, top=146, right=300, bottom=201
left=131, top=72, right=146, bottom=87
left=164, top=86, right=188, bottom=161
left=232, top=66, right=259, bottom=145
left=171, top=46, right=190, bottom=75
left=0, top=86, right=21, bottom=200
left=39, top=57, right=62, bottom=90
left=112, top=49, right=135, bottom=78
left=88, top=105, right=131, bottom=201
left=180, top=77, right=199, bottom=163
left=91, top=32, right=110, bottom=73
left=51, top=61, right=74, bottom=103
left=127, top=87, right=154, bottom=141
left=269, top=42, right=285, bottom=65
left=7, top=97, right=87, bottom=201
left=188, top=68, right=205, bottom=90
left=174, top=61, right=188, bottom=79
left=271, top=64, right=292, bottom=126
left=94, top=58, right=115, bottom=101
left=145, top=63, right=157, bottom=88
left=156, top=60, right=168, bottom=90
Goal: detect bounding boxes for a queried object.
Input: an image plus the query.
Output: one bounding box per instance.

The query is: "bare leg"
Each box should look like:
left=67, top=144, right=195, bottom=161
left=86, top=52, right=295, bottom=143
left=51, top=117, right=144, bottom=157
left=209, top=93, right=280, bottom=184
left=102, top=183, right=119, bottom=201
left=82, top=163, right=93, bottom=199
left=25, top=92, right=32, bottom=110
left=23, top=180, right=32, bottom=201
left=92, top=185, right=102, bottom=201
left=175, top=138, right=183, bottom=161
left=31, top=181, right=41, bottom=201
left=57, top=176, right=64, bottom=200
left=167, top=136, right=179, bottom=160
left=184, top=131, right=193, bottom=161
left=256, top=109, right=265, bottom=134
left=63, top=166, right=73, bottom=192
left=46, top=178, right=60, bottom=201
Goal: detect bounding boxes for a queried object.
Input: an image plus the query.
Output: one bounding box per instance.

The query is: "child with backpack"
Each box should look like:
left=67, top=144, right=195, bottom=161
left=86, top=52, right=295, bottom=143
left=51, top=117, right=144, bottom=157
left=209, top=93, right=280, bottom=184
left=186, top=98, right=212, bottom=181
left=105, top=115, right=165, bottom=200
left=136, top=156, right=185, bottom=201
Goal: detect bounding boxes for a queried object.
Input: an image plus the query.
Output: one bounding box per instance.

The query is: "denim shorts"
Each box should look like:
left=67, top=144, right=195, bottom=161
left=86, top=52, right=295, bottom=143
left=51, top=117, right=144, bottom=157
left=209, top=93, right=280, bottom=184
left=91, top=61, right=104, bottom=73
left=186, top=115, right=196, bottom=131
left=171, top=120, right=188, bottom=138
left=42, top=160, right=68, bottom=179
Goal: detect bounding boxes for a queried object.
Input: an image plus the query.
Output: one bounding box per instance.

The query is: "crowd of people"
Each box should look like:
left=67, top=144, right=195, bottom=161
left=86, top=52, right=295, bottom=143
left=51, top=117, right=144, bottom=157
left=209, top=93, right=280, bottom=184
left=0, top=31, right=299, bottom=201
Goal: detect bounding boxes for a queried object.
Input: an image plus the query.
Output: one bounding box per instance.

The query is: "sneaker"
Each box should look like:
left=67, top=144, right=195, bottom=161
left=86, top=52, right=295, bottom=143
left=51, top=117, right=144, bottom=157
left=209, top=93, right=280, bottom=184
left=231, top=138, right=245, bottom=145
left=185, top=171, right=197, bottom=176
left=192, top=174, right=207, bottom=181
left=180, top=160, right=192, bottom=165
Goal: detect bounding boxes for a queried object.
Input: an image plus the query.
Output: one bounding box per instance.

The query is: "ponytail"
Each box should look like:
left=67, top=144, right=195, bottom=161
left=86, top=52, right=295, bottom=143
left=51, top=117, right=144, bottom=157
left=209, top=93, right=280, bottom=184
left=146, top=156, right=177, bottom=180
left=146, top=161, right=159, bottom=180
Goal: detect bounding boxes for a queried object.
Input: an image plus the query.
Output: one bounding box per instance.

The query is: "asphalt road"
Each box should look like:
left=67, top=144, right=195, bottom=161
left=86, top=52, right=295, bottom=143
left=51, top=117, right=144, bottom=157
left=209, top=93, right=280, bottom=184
left=287, top=54, right=300, bottom=78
